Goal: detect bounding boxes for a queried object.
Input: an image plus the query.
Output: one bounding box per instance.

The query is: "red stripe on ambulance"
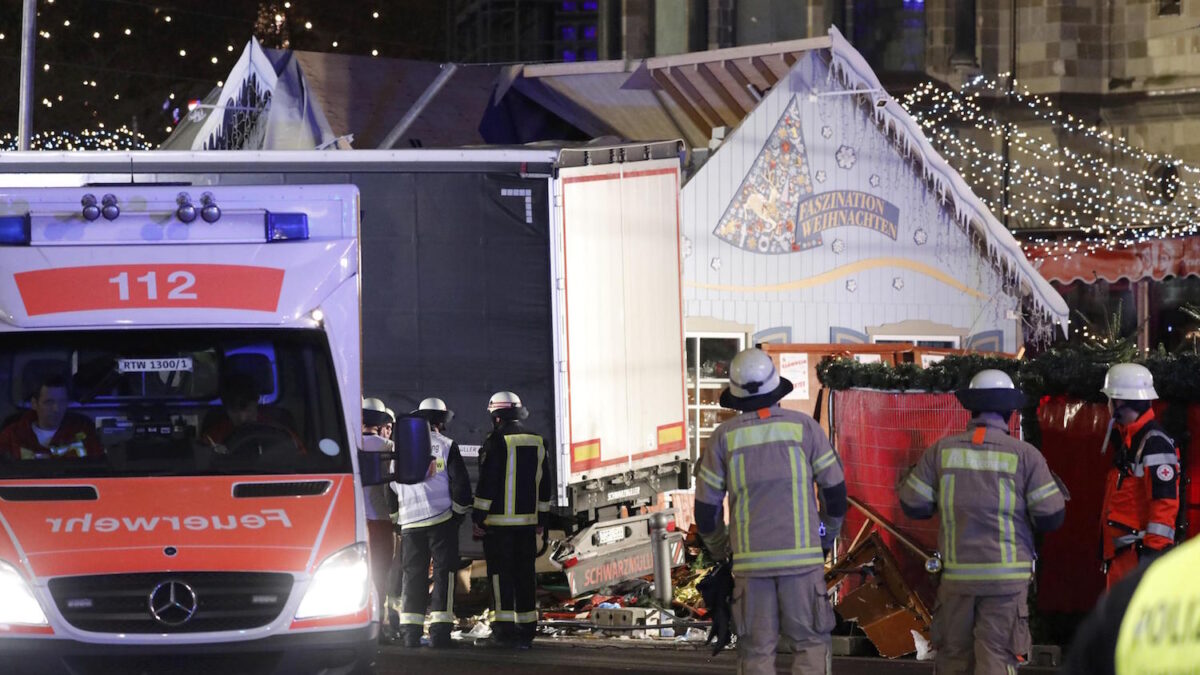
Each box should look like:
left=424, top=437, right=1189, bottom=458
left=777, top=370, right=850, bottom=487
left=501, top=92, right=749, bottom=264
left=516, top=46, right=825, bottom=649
left=14, top=264, right=284, bottom=315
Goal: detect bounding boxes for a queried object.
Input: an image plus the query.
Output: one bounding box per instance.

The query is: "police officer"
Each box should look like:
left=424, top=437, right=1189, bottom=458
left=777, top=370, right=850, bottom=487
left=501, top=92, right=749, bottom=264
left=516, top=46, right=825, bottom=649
left=1098, top=363, right=1180, bottom=588
left=472, top=391, right=550, bottom=649
left=1065, top=532, right=1200, bottom=674
left=694, top=348, right=847, bottom=674
left=392, top=398, right=471, bottom=648
left=361, top=397, right=397, bottom=641
left=898, top=369, right=1066, bottom=675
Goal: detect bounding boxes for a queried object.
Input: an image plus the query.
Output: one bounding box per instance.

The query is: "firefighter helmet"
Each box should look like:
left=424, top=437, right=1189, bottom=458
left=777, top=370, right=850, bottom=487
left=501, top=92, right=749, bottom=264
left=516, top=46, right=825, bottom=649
left=955, top=369, right=1027, bottom=413
left=412, top=397, right=454, bottom=427
left=362, top=397, right=393, bottom=428
left=487, top=391, right=528, bottom=421
left=1101, top=363, right=1157, bottom=401
left=719, top=348, right=794, bottom=412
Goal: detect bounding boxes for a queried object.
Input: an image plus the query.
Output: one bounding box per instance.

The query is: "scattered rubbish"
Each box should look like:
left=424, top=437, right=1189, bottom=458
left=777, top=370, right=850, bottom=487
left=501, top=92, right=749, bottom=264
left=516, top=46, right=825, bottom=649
left=826, top=526, right=934, bottom=659
left=912, top=629, right=935, bottom=660
left=465, top=621, right=491, bottom=638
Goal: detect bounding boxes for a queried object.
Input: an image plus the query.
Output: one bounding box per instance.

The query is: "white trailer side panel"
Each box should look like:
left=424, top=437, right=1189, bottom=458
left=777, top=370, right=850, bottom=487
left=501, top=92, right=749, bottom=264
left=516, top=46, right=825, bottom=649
left=557, top=159, right=687, bottom=487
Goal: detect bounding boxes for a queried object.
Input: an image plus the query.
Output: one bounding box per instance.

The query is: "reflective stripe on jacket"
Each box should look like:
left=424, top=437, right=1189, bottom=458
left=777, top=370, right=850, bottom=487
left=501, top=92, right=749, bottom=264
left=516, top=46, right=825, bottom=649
left=898, top=417, right=1066, bottom=594
left=1102, top=413, right=1179, bottom=562
left=473, top=421, right=551, bottom=528
left=695, top=407, right=844, bottom=577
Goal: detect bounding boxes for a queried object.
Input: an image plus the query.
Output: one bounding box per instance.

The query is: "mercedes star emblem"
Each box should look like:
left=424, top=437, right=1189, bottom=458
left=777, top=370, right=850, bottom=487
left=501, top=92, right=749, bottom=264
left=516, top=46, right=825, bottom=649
left=148, top=580, right=198, bottom=626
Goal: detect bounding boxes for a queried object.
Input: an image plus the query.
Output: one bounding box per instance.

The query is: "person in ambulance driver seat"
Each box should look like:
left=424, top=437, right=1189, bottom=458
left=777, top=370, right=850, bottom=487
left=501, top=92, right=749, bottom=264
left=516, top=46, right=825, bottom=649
left=898, top=369, right=1066, bottom=675
left=361, top=396, right=398, bottom=643
left=392, top=397, right=471, bottom=649
left=201, top=372, right=301, bottom=453
left=0, top=373, right=103, bottom=460
left=1097, top=363, right=1180, bottom=589
left=694, top=347, right=847, bottom=675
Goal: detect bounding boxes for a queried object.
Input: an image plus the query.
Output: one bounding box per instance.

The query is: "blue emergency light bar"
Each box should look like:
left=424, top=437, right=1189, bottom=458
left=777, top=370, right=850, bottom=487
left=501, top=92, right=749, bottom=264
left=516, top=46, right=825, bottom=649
left=0, top=215, right=31, bottom=245
left=265, top=212, right=309, bottom=241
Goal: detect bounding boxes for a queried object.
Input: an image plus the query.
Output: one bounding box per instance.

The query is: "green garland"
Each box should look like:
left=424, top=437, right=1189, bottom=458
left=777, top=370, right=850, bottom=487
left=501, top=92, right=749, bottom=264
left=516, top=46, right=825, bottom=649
left=815, top=347, right=1200, bottom=450
left=815, top=348, right=1200, bottom=404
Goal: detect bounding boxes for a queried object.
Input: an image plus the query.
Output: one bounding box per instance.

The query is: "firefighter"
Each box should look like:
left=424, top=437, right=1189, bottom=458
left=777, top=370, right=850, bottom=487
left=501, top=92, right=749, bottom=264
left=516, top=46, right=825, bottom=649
left=472, top=391, right=551, bottom=649
left=1064, top=530, right=1200, bottom=674
left=362, top=397, right=397, bottom=642
left=1099, top=363, right=1180, bottom=588
left=694, top=347, right=847, bottom=675
left=898, top=369, right=1066, bottom=675
left=392, top=397, right=471, bottom=648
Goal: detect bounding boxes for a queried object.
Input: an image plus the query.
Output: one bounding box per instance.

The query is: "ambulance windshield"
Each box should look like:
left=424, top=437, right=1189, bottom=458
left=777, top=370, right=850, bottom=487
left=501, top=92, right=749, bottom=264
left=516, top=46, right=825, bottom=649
left=0, top=328, right=351, bottom=478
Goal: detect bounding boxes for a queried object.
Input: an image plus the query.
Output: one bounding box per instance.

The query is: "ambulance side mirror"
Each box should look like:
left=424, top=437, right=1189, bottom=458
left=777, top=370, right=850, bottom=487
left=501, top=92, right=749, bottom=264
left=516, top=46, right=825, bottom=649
left=358, top=416, right=432, bottom=486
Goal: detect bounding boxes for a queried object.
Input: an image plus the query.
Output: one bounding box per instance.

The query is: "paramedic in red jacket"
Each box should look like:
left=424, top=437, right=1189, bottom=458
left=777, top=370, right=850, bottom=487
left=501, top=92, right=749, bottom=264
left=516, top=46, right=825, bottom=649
left=1099, top=363, right=1180, bottom=588
left=0, top=374, right=103, bottom=460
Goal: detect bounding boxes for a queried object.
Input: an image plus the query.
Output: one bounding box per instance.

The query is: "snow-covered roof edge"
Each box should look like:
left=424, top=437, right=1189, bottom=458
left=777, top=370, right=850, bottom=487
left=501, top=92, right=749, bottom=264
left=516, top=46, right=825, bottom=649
left=826, top=27, right=1069, bottom=338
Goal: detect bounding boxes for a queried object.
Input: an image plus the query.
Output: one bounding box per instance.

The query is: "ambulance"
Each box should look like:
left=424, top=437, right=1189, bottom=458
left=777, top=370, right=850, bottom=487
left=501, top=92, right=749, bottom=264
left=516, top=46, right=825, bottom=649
left=0, top=184, right=384, bottom=674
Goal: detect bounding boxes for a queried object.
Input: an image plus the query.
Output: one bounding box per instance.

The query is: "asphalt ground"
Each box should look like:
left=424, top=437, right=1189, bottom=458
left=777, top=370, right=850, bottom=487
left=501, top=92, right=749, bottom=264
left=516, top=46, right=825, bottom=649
left=373, top=637, right=1063, bottom=674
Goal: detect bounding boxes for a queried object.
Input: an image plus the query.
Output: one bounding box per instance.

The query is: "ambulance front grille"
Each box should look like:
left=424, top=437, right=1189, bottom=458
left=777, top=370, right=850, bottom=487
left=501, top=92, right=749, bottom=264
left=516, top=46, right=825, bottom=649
left=48, top=572, right=294, bottom=633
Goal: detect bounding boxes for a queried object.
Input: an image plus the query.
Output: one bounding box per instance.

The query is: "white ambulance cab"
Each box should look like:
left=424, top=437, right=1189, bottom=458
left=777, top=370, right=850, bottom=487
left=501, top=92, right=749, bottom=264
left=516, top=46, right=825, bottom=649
left=0, top=184, right=380, bottom=674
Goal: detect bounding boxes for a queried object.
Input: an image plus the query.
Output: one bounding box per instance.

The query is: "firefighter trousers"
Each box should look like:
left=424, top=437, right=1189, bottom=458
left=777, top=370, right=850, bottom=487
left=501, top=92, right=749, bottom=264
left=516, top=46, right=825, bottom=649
left=366, top=518, right=395, bottom=621
left=397, top=516, right=459, bottom=640
left=483, top=526, right=538, bottom=644
left=931, top=586, right=1030, bottom=675
left=733, top=570, right=833, bottom=675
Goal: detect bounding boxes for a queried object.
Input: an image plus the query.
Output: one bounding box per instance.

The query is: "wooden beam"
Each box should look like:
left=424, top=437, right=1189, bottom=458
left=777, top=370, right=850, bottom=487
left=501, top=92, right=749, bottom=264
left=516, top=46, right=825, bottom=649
left=723, top=59, right=764, bottom=104
left=668, top=66, right=725, bottom=129
left=750, top=56, right=779, bottom=90
left=698, top=62, right=750, bottom=121
left=651, top=69, right=711, bottom=139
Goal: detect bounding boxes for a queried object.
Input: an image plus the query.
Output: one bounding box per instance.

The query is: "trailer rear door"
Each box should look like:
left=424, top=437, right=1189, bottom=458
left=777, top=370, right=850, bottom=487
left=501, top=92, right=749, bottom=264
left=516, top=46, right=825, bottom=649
left=556, top=159, right=687, bottom=488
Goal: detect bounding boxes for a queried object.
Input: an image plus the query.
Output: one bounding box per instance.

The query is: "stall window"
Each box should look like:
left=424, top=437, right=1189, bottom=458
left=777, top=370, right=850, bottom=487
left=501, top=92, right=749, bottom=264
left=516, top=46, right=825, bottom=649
left=685, top=333, right=745, bottom=466
left=1149, top=277, right=1200, bottom=352
left=1053, top=280, right=1137, bottom=346
left=871, top=335, right=960, bottom=348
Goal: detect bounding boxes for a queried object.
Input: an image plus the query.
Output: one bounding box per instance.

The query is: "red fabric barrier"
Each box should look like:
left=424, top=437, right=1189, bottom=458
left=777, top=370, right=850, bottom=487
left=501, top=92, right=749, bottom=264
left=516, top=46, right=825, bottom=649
left=1184, top=405, right=1200, bottom=541
left=832, top=389, right=1020, bottom=597
left=1034, top=396, right=1110, bottom=613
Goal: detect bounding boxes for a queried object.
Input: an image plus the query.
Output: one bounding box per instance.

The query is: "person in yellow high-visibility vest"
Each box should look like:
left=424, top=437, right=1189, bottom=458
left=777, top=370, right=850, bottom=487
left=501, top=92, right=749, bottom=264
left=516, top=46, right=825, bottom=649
left=1066, top=533, right=1200, bottom=674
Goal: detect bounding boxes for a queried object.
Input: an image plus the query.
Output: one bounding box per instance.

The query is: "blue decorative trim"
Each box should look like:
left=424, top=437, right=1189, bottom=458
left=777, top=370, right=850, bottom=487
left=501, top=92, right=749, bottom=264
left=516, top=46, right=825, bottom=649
left=965, top=330, right=1004, bottom=353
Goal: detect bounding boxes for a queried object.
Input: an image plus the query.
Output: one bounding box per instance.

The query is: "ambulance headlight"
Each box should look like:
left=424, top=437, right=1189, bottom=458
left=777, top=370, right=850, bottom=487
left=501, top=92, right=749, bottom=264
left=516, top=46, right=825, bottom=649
left=0, top=560, right=48, bottom=625
left=294, top=543, right=370, bottom=620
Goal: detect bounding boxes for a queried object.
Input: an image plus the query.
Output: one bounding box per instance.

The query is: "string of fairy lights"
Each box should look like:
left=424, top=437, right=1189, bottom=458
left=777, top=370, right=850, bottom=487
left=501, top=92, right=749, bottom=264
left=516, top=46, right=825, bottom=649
left=0, top=128, right=150, bottom=150
left=3, top=0, right=411, bottom=145
left=901, top=75, right=1198, bottom=261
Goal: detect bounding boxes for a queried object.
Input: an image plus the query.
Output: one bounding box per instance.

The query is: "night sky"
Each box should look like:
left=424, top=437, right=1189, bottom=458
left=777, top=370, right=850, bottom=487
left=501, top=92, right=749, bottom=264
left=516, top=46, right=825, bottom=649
left=0, top=1, right=447, bottom=146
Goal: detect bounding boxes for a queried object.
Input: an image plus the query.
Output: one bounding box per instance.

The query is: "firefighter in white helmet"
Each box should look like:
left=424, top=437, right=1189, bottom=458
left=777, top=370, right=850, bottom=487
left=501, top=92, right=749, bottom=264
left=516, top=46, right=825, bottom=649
left=391, top=397, right=471, bottom=648
left=1098, top=363, right=1180, bottom=588
left=899, top=369, right=1066, bottom=675
left=472, top=391, right=550, bottom=649
left=694, top=347, right=847, bottom=674
left=362, top=396, right=397, bottom=642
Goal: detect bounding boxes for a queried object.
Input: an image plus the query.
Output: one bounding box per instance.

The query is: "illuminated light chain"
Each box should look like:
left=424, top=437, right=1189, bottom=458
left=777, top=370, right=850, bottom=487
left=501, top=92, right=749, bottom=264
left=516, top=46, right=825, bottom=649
left=900, top=77, right=1199, bottom=262
left=0, top=128, right=152, bottom=151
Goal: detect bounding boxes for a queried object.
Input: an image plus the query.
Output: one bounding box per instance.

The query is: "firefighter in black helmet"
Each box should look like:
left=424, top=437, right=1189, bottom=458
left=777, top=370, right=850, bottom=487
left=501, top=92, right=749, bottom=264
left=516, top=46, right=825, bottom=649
left=472, top=391, right=550, bottom=649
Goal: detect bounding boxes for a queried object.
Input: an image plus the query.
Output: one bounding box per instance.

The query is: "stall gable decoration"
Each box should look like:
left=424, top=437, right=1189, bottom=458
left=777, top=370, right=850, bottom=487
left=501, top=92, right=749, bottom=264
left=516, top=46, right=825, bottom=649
left=713, top=96, right=900, bottom=255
